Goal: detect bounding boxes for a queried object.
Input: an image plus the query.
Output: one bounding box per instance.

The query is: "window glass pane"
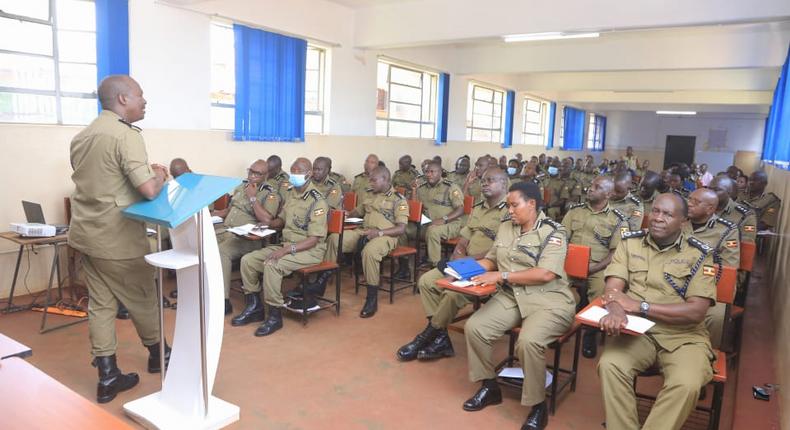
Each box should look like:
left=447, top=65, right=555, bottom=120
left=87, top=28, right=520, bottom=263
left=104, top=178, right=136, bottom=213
left=0, top=53, right=55, bottom=90
left=210, top=105, right=234, bottom=130
left=305, top=90, right=319, bottom=112
left=0, top=0, right=49, bottom=20
left=471, top=128, right=492, bottom=142
left=210, top=23, right=234, bottom=103
left=376, top=88, right=388, bottom=117
left=56, top=0, right=95, bottom=31
left=492, top=103, right=501, bottom=117
left=473, top=113, right=493, bottom=129
left=473, top=99, right=492, bottom=115
left=58, top=30, right=96, bottom=63
left=387, top=120, right=420, bottom=138
left=524, top=122, right=542, bottom=135
left=473, top=86, right=493, bottom=101
left=421, top=123, right=434, bottom=140
left=390, top=66, right=421, bottom=88
left=305, top=112, right=322, bottom=134
left=526, top=99, right=541, bottom=112
left=493, top=91, right=503, bottom=104
left=61, top=96, right=96, bottom=125
left=376, top=119, right=388, bottom=136
left=389, top=83, right=421, bottom=104
left=492, top=131, right=500, bottom=143
left=0, top=17, right=52, bottom=55
left=523, top=134, right=542, bottom=145
left=306, top=48, right=319, bottom=70
left=377, top=62, right=389, bottom=90
left=305, top=70, right=319, bottom=92
left=0, top=92, right=56, bottom=123
left=389, top=101, right=421, bottom=121
left=59, top=62, right=96, bottom=93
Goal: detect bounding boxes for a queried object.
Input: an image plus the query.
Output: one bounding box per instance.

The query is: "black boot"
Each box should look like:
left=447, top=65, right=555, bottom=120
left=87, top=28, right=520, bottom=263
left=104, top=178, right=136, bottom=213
left=396, top=320, right=439, bottom=361
left=360, top=285, right=378, bottom=318
left=582, top=330, right=598, bottom=359
left=146, top=342, right=171, bottom=373
left=305, top=270, right=333, bottom=297
left=417, top=329, right=455, bottom=361
left=254, top=306, right=283, bottom=337
left=169, top=289, right=178, bottom=299
left=231, top=293, right=265, bottom=326
left=394, top=257, right=410, bottom=280
left=462, top=379, right=502, bottom=411
left=224, top=299, right=233, bottom=315
left=162, top=295, right=171, bottom=308
left=93, top=355, right=139, bottom=404
left=116, top=303, right=130, bottom=320
left=521, top=401, right=548, bottom=430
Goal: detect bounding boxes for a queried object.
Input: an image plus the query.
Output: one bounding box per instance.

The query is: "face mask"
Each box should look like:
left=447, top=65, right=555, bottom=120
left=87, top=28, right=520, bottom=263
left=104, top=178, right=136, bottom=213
left=547, top=166, right=559, bottom=176
left=289, top=174, right=307, bottom=187
left=507, top=167, right=517, bottom=176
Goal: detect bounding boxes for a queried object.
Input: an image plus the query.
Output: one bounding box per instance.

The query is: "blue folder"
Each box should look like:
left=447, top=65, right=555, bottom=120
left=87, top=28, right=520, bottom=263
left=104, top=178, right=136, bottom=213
left=446, top=257, right=487, bottom=280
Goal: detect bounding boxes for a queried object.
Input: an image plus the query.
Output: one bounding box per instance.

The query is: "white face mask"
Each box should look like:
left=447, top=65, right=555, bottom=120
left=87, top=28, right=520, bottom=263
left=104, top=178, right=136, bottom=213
left=289, top=174, right=307, bottom=187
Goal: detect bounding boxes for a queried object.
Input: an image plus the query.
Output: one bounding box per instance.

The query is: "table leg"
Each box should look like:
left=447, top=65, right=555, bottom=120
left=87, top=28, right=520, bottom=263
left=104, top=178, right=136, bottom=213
left=3, top=245, right=24, bottom=313
left=39, top=243, right=87, bottom=334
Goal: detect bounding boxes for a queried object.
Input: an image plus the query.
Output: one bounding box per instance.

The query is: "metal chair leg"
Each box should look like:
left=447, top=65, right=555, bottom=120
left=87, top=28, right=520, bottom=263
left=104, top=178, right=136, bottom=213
left=389, top=257, right=395, bottom=304
left=335, top=268, right=341, bottom=316
left=570, top=330, right=581, bottom=392
left=550, top=342, right=561, bottom=415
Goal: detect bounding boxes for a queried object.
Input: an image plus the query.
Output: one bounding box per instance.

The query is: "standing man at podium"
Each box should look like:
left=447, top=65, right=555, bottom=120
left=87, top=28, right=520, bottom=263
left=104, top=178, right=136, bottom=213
left=69, top=75, right=169, bottom=403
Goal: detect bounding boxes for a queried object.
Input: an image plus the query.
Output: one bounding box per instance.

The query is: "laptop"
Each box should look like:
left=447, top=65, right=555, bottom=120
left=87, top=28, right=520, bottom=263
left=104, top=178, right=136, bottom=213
left=22, top=201, right=68, bottom=234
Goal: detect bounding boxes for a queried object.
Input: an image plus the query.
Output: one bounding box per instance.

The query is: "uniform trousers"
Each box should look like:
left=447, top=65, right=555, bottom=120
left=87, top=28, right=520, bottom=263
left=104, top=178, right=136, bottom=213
left=418, top=268, right=470, bottom=328
left=240, top=244, right=326, bottom=307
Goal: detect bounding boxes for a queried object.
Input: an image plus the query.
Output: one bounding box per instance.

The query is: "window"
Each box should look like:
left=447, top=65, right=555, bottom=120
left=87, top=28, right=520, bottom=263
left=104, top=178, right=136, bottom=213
left=466, top=83, right=505, bottom=143
left=587, top=113, right=605, bottom=151
left=376, top=59, right=438, bottom=139
left=521, top=97, right=549, bottom=145
left=209, top=22, right=328, bottom=132
left=0, top=0, right=97, bottom=125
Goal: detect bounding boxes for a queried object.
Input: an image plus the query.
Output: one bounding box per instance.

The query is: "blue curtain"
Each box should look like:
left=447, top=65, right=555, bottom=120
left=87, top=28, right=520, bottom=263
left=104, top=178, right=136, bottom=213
left=592, top=114, right=606, bottom=151
left=95, top=0, right=129, bottom=112
left=435, top=73, right=450, bottom=145
left=546, top=102, right=556, bottom=149
left=563, top=106, right=586, bottom=151
left=763, top=44, right=790, bottom=170
left=233, top=24, right=307, bottom=142
left=502, top=90, right=515, bottom=148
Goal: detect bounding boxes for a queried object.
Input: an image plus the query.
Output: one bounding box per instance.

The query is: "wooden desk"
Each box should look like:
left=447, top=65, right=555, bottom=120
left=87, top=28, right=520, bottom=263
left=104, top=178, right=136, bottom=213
left=0, top=357, right=134, bottom=429
left=0, top=332, right=32, bottom=360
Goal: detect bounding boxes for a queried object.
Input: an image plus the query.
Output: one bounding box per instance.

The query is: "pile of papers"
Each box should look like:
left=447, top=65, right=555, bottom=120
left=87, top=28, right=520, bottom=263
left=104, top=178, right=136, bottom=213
left=577, top=305, right=655, bottom=334
left=497, top=368, right=554, bottom=388
left=227, top=224, right=275, bottom=238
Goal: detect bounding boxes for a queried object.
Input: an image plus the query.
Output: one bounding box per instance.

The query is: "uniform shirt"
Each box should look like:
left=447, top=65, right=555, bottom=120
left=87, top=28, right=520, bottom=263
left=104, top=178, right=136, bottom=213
left=641, top=190, right=659, bottom=218
left=311, top=176, right=343, bottom=210
left=717, top=198, right=757, bottom=244
left=562, top=202, right=628, bottom=263
left=543, top=177, right=565, bottom=207
left=392, top=168, right=419, bottom=190
left=358, top=187, right=409, bottom=230
left=459, top=197, right=509, bottom=256
left=279, top=183, right=328, bottom=244
left=604, top=231, right=716, bottom=352
left=416, top=179, right=464, bottom=221
left=672, top=187, right=691, bottom=199
left=743, top=192, right=782, bottom=228
left=223, top=183, right=281, bottom=228
left=328, top=171, right=350, bottom=193
left=447, top=171, right=467, bottom=189
left=609, top=193, right=644, bottom=231
left=69, top=110, right=154, bottom=259
left=560, top=177, right=579, bottom=204
left=352, top=172, right=373, bottom=207
left=622, top=155, right=638, bottom=171
left=466, top=177, right=484, bottom=205
left=688, top=216, right=740, bottom=268
left=266, top=171, right=290, bottom=193
left=485, top=212, right=574, bottom=316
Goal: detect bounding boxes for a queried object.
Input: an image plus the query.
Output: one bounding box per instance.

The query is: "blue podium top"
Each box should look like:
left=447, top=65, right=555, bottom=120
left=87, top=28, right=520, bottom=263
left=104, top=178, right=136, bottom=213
left=122, top=173, right=241, bottom=228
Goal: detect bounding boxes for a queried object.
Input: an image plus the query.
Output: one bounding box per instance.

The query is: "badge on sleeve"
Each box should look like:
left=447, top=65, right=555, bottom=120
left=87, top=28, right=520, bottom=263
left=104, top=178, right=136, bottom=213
left=767, top=208, right=776, bottom=214
left=398, top=203, right=408, bottom=211
left=452, top=189, right=460, bottom=197
left=267, top=194, right=276, bottom=200
left=632, top=210, right=642, bottom=217
left=725, top=240, right=738, bottom=248
left=330, top=189, right=338, bottom=195
left=313, top=208, right=325, bottom=217
left=547, top=237, right=563, bottom=246
left=621, top=227, right=629, bottom=235
left=702, top=265, right=716, bottom=277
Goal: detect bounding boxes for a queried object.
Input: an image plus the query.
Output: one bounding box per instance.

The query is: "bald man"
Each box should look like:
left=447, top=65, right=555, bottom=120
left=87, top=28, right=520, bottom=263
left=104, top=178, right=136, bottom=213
left=609, top=173, right=644, bottom=230
left=638, top=171, right=662, bottom=216
left=70, top=75, right=168, bottom=403
left=710, top=175, right=757, bottom=245
left=352, top=154, right=380, bottom=209
left=169, top=158, right=191, bottom=178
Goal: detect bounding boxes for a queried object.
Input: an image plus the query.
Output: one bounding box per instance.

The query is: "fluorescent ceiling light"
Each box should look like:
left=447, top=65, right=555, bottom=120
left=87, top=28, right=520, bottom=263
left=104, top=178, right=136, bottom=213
left=656, top=110, right=697, bottom=115
left=503, top=32, right=599, bottom=43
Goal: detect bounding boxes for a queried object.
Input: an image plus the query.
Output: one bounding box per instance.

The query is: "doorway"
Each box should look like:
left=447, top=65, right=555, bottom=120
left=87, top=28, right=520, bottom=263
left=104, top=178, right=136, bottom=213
left=664, top=135, right=696, bottom=169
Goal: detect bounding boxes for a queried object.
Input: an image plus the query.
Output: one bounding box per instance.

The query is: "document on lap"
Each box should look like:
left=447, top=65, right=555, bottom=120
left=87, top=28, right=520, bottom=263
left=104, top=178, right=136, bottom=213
left=228, top=224, right=275, bottom=238
left=576, top=305, right=655, bottom=335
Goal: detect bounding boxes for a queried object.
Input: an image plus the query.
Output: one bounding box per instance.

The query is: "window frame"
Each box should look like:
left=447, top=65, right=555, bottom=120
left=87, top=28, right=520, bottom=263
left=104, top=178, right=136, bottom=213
left=376, top=58, right=438, bottom=140
left=520, top=96, right=549, bottom=146
left=466, top=82, right=505, bottom=144
left=587, top=112, right=604, bottom=151
left=304, top=45, right=326, bottom=134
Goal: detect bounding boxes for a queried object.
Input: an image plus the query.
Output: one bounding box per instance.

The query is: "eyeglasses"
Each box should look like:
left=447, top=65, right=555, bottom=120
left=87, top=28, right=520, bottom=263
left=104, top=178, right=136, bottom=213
left=247, top=169, right=265, bottom=177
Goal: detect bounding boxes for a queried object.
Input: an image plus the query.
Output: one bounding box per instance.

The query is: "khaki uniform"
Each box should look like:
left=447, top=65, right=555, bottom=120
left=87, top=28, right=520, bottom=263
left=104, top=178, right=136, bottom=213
left=560, top=177, right=579, bottom=209
left=466, top=177, right=484, bottom=205
left=392, top=168, right=419, bottom=191
left=641, top=190, right=658, bottom=219
left=610, top=193, right=644, bottom=231
left=543, top=176, right=565, bottom=220
left=598, top=231, right=716, bottom=430
left=622, top=154, right=638, bottom=171
left=561, top=202, right=628, bottom=300
left=419, top=197, right=508, bottom=328
left=329, top=171, right=350, bottom=193
left=69, top=110, right=159, bottom=357
left=240, top=183, right=328, bottom=307
left=217, top=183, right=281, bottom=299
left=672, top=187, right=691, bottom=199
left=411, top=179, right=464, bottom=265
left=735, top=190, right=749, bottom=204
left=351, top=172, right=372, bottom=209
left=718, top=198, right=757, bottom=244
left=311, top=176, right=343, bottom=210
left=266, top=171, right=291, bottom=194
left=465, top=213, right=575, bottom=407
left=326, top=187, right=409, bottom=286
left=447, top=171, right=467, bottom=189
left=743, top=192, right=782, bottom=229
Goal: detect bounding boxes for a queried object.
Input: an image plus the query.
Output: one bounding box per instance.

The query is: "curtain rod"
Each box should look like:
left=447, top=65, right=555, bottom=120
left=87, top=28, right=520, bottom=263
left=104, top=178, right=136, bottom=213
left=154, top=0, right=342, bottom=48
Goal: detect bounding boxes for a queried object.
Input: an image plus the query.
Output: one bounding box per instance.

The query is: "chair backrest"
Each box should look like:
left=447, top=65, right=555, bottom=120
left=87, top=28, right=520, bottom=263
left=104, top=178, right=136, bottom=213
left=327, top=209, right=345, bottom=234
left=565, top=244, right=590, bottom=279
left=740, top=242, right=756, bottom=272
left=213, top=194, right=230, bottom=211
left=463, top=195, right=474, bottom=215
left=543, top=188, right=551, bottom=205
left=716, top=265, right=738, bottom=305
left=408, top=200, right=423, bottom=223
left=64, top=197, right=72, bottom=225
left=640, top=214, right=649, bottom=229
left=343, top=192, right=357, bottom=212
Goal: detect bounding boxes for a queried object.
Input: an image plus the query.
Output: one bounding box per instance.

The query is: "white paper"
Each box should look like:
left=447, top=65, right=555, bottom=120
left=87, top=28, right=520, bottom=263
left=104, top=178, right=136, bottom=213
left=450, top=280, right=477, bottom=288
left=757, top=230, right=777, bottom=237
left=421, top=214, right=432, bottom=225
left=211, top=216, right=224, bottom=224
left=345, top=217, right=364, bottom=223
left=443, top=267, right=462, bottom=280
left=497, top=368, right=554, bottom=388
left=578, top=305, right=655, bottom=334
left=227, top=224, right=273, bottom=238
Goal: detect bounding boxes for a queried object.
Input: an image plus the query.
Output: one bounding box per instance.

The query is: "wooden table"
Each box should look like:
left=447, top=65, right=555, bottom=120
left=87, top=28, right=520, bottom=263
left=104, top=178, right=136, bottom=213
left=0, top=332, right=32, bottom=360
left=0, top=357, right=134, bottom=429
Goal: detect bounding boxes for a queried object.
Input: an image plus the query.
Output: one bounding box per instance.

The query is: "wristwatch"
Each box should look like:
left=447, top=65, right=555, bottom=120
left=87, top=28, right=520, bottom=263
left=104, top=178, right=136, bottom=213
left=377, top=229, right=384, bottom=237
left=442, top=215, right=449, bottom=222
left=501, top=271, right=509, bottom=283
left=290, top=243, right=297, bottom=255
left=639, top=301, right=650, bottom=317
left=248, top=197, right=257, bottom=205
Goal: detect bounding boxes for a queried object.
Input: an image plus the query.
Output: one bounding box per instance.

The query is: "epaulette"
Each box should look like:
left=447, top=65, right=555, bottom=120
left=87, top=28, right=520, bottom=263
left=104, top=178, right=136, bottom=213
left=568, top=202, right=586, bottom=210
left=501, top=214, right=512, bottom=222
left=118, top=119, right=142, bottom=132
left=715, top=217, right=736, bottom=229
left=355, top=172, right=365, bottom=178
left=394, top=191, right=406, bottom=200
left=627, top=195, right=642, bottom=205
left=621, top=229, right=647, bottom=239
left=259, top=183, right=273, bottom=191
left=496, top=201, right=507, bottom=210
left=418, top=182, right=428, bottom=188
left=540, top=218, right=562, bottom=230
left=473, top=200, right=485, bottom=208
left=734, top=204, right=751, bottom=215
left=365, top=187, right=373, bottom=193
left=687, top=236, right=712, bottom=254
left=325, top=177, right=337, bottom=186
left=612, top=208, right=627, bottom=220
left=442, top=179, right=453, bottom=186
left=308, top=189, right=324, bottom=200
left=384, top=189, right=393, bottom=197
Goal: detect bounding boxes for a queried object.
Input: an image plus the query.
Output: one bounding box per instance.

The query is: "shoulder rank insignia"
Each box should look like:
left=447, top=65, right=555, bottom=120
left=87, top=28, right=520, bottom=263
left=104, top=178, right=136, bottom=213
left=628, top=195, right=642, bottom=205
left=612, top=208, right=627, bottom=220
left=621, top=229, right=647, bottom=239
left=501, top=214, right=512, bottom=222
left=715, top=217, right=736, bottom=229
left=394, top=191, right=406, bottom=199
left=540, top=218, right=561, bottom=230
left=569, top=202, right=586, bottom=210
left=496, top=201, right=507, bottom=210
left=442, top=179, right=453, bottom=186
left=355, top=172, right=365, bottom=178
left=473, top=200, right=484, bottom=208
left=734, top=204, right=751, bottom=215
left=118, top=119, right=142, bottom=132
left=259, top=183, right=273, bottom=191
left=306, top=189, right=323, bottom=200
left=687, top=236, right=712, bottom=254
left=365, top=187, right=374, bottom=193
left=326, top=177, right=337, bottom=186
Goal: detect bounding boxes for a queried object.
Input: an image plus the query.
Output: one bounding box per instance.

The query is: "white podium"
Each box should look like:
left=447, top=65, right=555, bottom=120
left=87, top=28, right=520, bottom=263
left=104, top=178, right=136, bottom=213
left=122, top=173, right=241, bottom=429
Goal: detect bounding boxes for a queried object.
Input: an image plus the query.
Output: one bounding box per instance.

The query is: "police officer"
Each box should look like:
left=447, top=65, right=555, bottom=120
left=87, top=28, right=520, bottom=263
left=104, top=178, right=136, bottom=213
left=621, top=146, right=639, bottom=171
left=311, top=156, right=343, bottom=210
left=412, top=162, right=465, bottom=267
left=351, top=153, right=380, bottom=209
left=321, top=157, right=350, bottom=194
left=69, top=75, right=168, bottom=403
left=396, top=168, right=509, bottom=362
left=543, top=161, right=565, bottom=220
left=448, top=156, right=471, bottom=188
left=668, top=172, right=691, bottom=198
left=213, top=160, right=281, bottom=316
left=610, top=172, right=644, bottom=230
left=638, top=171, right=662, bottom=216
left=710, top=175, right=757, bottom=244
left=743, top=170, right=782, bottom=231
left=265, top=155, right=290, bottom=192
left=507, top=159, right=523, bottom=184
left=231, top=158, right=328, bottom=336
left=392, top=155, right=419, bottom=197
left=562, top=176, right=629, bottom=358
left=327, top=166, right=409, bottom=318
left=463, top=156, right=491, bottom=205
left=597, top=193, right=717, bottom=430
left=461, top=181, right=575, bottom=430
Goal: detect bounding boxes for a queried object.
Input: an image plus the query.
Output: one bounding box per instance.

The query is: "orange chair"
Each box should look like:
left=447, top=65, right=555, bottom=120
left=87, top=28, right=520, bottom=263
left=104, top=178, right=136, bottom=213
left=640, top=214, right=649, bottom=230
left=564, top=244, right=590, bottom=280
left=440, top=195, right=476, bottom=259
left=343, top=192, right=357, bottom=212
left=213, top=194, right=230, bottom=211
left=543, top=188, right=552, bottom=207
left=735, top=241, right=756, bottom=306
left=289, top=210, right=345, bottom=324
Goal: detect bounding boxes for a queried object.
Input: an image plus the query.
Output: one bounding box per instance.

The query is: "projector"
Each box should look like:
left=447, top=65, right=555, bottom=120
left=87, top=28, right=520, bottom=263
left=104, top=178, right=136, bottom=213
left=10, top=223, right=56, bottom=237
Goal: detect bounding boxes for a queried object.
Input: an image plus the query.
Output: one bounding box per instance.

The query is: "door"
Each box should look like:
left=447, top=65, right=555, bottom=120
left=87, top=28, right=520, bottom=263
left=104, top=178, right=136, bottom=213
left=664, top=135, right=696, bottom=169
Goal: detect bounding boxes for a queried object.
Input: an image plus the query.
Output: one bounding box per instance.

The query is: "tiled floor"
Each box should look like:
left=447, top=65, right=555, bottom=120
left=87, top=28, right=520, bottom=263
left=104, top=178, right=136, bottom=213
left=0, top=262, right=780, bottom=429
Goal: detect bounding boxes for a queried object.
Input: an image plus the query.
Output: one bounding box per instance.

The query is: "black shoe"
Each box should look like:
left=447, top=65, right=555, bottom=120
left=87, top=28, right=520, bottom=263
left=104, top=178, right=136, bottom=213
left=116, top=303, right=130, bottom=320
left=231, top=293, right=265, bottom=326
left=462, top=384, right=502, bottom=411
left=521, top=402, right=548, bottom=430
left=360, top=285, right=378, bottom=318
left=224, top=299, right=233, bottom=316
left=305, top=271, right=333, bottom=297
left=582, top=330, right=598, bottom=359
left=394, top=257, right=411, bottom=280
left=396, top=321, right=439, bottom=362
left=417, top=329, right=455, bottom=361
left=162, top=296, right=171, bottom=308
left=254, top=306, right=283, bottom=337
left=93, top=355, right=139, bottom=404
left=146, top=342, right=171, bottom=373
left=169, top=289, right=178, bottom=299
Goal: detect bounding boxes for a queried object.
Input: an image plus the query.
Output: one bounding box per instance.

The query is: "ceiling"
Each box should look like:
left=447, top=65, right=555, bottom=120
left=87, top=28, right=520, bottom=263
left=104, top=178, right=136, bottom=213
left=324, top=0, right=412, bottom=8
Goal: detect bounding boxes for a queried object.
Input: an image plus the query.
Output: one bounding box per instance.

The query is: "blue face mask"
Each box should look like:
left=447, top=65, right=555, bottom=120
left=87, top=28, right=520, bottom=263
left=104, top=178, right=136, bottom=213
left=547, top=166, right=559, bottom=176
left=289, top=174, right=307, bottom=188
left=507, top=167, right=517, bottom=176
